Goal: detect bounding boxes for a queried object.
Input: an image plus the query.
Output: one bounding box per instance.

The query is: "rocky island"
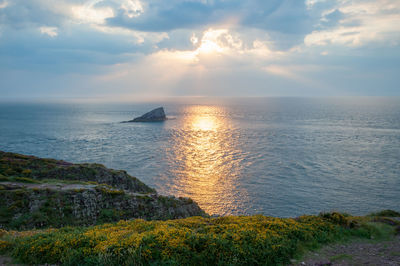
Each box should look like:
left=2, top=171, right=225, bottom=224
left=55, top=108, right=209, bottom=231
left=123, top=107, right=167, bottom=122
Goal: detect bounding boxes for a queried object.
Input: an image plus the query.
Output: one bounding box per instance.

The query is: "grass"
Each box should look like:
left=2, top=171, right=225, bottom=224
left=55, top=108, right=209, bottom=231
left=40, top=179, right=97, bottom=185
left=0, top=213, right=391, bottom=266
left=365, top=222, right=397, bottom=241
left=12, top=177, right=40, bottom=183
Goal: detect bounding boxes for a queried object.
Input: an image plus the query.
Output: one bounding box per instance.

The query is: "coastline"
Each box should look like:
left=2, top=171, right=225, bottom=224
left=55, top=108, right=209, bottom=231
left=0, top=151, right=399, bottom=265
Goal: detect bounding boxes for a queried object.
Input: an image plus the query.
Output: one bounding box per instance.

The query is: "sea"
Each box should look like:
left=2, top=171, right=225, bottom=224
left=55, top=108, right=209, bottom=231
left=0, top=97, right=399, bottom=217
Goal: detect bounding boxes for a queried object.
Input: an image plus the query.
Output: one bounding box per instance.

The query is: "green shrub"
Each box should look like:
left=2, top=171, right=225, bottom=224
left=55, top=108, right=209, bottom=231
left=4, top=168, right=17, bottom=176
left=98, top=209, right=123, bottom=224
left=12, top=177, right=40, bottom=184
left=0, top=207, right=13, bottom=224
left=319, top=212, right=349, bottom=227
left=21, top=169, right=32, bottom=176
left=96, top=187, right=124, bottom=196
left=371, top=209, right=400, bottom=217
left=0, top=174, right=10, bottom=181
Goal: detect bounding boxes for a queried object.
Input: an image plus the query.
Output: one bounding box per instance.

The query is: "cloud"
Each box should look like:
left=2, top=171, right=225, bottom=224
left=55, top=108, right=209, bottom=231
left=105, top=0, right=223, bottom=32
left=104, top=0, right=316, bottom=35
left=101, top=0, right=338, bottom=50
left=39, top=26, right=58, bottom=37
left=85, top=27, right=294, bottom=97
left=0, top=0, right=399, bottom=98
left=0, top=25, right=151, bottom=73
left=71, top=3, right=114, bottom=24
left=0, top=0, right=76, bottom=29
left=241, top=1, right=312, bottom=34
left=0, top=1, right=8, bottom=9
left=153, top=28, right=286, bottom=69
left=305, top=0, right=400, bottom=47
left=0, top=0, right=337, bottom=53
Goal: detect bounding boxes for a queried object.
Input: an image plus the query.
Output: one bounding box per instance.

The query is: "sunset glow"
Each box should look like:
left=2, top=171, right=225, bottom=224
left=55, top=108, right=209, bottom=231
left=0, top=0, right=399, bottom=98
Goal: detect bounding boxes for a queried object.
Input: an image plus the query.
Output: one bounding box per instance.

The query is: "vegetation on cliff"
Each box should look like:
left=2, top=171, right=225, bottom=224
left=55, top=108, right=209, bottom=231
left=0, top=151, right=153, bottom=193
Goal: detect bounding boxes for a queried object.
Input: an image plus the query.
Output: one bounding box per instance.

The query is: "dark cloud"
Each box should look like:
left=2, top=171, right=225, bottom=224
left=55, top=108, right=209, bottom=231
left=0, top=0, right=79, bottom=28
left=103, top=0, right=322, bottom=50
left=241, top=1, right=311, bottom=34
left=106, top=0, right=236, bottom=32
left=106, top=0, right=314, bottom=35
left=0, top=25, right=151, bottom=73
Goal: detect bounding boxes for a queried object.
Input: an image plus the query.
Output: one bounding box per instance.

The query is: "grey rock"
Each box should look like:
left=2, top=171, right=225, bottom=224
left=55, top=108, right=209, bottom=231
left=126, top=107, right=167, bottom=122
left=1, top=183, right=206, bottom=230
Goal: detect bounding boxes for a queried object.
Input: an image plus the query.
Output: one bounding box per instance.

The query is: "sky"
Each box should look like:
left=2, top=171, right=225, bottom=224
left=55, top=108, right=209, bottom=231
left=0, top=0, right=399, bottom=100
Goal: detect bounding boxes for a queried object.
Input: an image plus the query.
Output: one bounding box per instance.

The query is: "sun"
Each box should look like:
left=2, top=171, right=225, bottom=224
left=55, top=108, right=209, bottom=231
left=197, top=40, right=223, bottom=54
left=194, top=28, right=229, bottom=55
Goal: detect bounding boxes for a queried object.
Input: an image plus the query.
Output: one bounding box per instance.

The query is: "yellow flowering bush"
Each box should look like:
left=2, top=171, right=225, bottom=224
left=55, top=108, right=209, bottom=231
left=0, top=213, right=373, bottom=266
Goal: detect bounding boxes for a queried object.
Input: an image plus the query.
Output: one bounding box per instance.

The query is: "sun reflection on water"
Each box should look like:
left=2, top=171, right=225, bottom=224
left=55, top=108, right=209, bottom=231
left=191, top=114, right=219, bottom=131
left=166, top=105, right=248, bottom=215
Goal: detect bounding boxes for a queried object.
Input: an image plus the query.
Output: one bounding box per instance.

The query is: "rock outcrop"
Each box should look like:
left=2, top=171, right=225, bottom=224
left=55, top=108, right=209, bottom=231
left=125, top=107, right=167, bottom=122
left=0, top=182, right=203, bottom=229
left=0, top=151, right=206, bottom=230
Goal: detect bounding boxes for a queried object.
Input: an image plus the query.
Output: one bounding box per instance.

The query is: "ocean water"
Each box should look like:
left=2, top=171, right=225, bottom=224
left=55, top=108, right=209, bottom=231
left=0, top=97, right=399, bottom=217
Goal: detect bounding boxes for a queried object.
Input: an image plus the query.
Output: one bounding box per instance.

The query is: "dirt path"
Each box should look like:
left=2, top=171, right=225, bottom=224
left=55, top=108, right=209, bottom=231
left=0, top=256, right=25, bottom=266
left=0, top=255, right=56, bottom=266
left=291, top=235, right=400, bottom=265
left=1, top=181, right=98, bottom=191
left=0, top=256, right=13, bottom=265
left=0, top=182, right=155, bottom=197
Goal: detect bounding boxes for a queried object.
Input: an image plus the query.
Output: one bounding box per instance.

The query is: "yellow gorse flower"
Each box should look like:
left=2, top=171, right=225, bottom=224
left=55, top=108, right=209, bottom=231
left=0, top=213, right=364, bottom=265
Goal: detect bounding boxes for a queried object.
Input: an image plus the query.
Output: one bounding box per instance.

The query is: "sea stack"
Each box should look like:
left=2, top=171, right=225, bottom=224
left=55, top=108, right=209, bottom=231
left=127, top=107, right=167, bottom=122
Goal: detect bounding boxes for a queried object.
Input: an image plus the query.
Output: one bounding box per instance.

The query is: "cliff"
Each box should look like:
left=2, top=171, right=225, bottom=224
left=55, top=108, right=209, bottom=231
left=0, top=151, right=205, bottom=230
